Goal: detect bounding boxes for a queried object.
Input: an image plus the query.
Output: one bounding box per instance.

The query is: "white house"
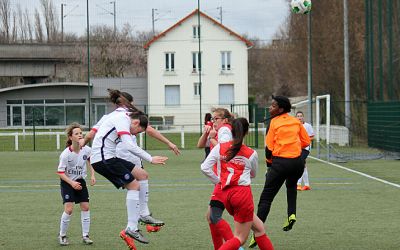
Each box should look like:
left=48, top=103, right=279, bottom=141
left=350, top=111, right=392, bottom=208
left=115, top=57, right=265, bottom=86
left=144, top=9, right=253, bottom=130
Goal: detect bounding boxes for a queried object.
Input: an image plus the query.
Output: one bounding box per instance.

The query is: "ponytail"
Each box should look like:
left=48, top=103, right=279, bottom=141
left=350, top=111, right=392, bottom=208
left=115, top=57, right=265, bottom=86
left=225, top=118, right=249, bottom=161
left=107, top=88, right=140, bottom=113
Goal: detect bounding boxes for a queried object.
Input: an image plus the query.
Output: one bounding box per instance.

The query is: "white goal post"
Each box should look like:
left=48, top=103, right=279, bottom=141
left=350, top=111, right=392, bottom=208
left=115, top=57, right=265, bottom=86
left=292, top=94, right=331, bottom=161
left=316, top=94, right=331, bottom=161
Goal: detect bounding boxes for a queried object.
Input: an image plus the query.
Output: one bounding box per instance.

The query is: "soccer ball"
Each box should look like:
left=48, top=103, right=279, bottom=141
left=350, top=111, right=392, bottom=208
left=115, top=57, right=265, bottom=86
left=291, top=0, right=312, bottom=14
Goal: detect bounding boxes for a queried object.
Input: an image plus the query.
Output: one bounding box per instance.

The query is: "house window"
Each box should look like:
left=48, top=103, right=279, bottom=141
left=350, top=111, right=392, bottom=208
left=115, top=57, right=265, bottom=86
left=194, top=82, right=201, bottom=96
left=165, top=52, right=175, bottom=71
left=221, top=51, right=231, bottom=71
left=164, top=116, right=174, bottom=125
left=192, top=52, right=202, bottom=73
left=219, top=84, right=234, bottom=105
left=165, top=85, right=180, bottom=106
left=193, top=25, right=200, bottom=38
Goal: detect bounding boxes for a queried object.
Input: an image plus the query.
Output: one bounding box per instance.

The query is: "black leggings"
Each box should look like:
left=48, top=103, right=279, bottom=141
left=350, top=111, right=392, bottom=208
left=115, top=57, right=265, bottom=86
left=256, top=156, right=304, bottom=223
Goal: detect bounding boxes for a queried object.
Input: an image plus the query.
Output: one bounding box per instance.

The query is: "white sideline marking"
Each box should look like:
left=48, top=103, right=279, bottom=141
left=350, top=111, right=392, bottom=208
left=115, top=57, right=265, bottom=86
left=309, top=156, right=400, bottom=189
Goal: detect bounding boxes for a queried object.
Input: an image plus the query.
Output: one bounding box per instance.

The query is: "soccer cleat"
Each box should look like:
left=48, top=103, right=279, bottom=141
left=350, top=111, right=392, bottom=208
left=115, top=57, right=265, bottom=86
left=125, top=228, right=149, bottom=244
left=120, top=230, right=137, bottom=250
left=283, top=214, right=296, bottom=231
left=301, top=185, right=311, bottom=191
left=82, top=235, right=93, bottom=245
left=146, top=224, right=162, bottom=233
left=297, top=185, right=302, bottom=191
left=248, top=233, right=258, bottom=248
left=139, top=215, right=165, bottom=226
left=58, top=235, right=69, bottom=246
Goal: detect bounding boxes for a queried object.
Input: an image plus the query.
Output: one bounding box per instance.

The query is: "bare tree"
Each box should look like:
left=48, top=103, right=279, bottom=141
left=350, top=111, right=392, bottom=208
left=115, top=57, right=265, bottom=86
left=24, top=8, right=34, bottom=42
left=11, top=9, right=16, bottom=42
left=16, top=4, right=26, bottom=42
left=34, top=8, right=43, bottom=42
left=40, top=0, right=59, bottom=42
left=74, top=24, right=148, bottom=78
left=0, top=0, right=11, bottom=42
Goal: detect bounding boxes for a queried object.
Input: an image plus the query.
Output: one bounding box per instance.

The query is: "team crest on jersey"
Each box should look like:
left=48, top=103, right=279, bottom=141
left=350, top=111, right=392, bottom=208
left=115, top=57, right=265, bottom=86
left=83, top=155, right=88, bottom=160
left=124, top=174, right=130, bottom=180
left=65, top=194, right=70, bottom=199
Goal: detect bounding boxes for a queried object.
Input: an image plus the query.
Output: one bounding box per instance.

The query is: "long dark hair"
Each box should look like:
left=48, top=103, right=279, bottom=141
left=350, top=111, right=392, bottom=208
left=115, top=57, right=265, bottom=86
left=65, top=122, right=81, bottom=147
left=108, top=88, right=140, bottom=113
left=129, top=111, right=149, bottom=130
left=225, top=118, right=249, bottom=161
left=204, top=113, right=212, bottom=124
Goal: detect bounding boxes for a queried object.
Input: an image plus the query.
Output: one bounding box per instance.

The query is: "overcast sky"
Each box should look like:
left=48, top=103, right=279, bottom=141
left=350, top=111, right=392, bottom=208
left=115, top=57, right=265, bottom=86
left=13, top=0, right=289, bottom=42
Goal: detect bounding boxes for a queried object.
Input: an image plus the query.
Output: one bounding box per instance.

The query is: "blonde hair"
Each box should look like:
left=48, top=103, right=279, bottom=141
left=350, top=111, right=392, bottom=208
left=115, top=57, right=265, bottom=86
left=211, top=108, right=234, bottom=123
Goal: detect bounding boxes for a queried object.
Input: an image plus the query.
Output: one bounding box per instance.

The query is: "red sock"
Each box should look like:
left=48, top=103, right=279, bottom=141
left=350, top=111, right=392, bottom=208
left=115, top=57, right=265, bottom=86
left=218, top=237, right=241, bottom=250
left=216, top=219, right=234, bottom=241
left=255, top=234, right=274, bottom=250
left=209, top=223, right=223, bottom=250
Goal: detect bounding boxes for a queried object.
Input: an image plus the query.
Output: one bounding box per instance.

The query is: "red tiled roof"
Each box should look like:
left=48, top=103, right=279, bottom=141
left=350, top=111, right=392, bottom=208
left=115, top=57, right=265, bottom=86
left=144, top=9, right=253, bottom=49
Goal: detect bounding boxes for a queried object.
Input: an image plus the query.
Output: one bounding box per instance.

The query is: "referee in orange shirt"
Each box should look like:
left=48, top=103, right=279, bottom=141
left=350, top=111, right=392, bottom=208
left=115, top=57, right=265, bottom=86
left=256, top=96, right=310, bottom=232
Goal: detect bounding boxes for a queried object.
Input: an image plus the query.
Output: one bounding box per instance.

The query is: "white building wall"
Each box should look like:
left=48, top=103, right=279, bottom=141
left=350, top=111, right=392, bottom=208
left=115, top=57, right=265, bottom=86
left=147, top=14, right=249, bottom=129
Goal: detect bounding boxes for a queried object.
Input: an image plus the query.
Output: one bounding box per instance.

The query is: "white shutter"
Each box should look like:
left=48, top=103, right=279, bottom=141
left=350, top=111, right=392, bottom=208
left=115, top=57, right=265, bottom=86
left=165, top=85, right=180, bottom=106
left=219, top=84, right=234, bottom=105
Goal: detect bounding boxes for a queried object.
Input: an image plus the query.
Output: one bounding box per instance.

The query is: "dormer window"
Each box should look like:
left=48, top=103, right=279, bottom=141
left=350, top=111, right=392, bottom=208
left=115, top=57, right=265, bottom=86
left=193, top=25, right=200, bottom=38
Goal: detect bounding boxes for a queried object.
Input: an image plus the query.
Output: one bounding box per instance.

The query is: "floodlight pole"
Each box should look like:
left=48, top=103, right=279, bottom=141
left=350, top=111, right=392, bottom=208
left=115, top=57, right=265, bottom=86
left=344, top=0, right=351, bottom=132
left=152, top=8, right=157, bottom=35
left=61, top=4, right=66, bottom=43
left=197, top=2, right=203, bottom=135
left=217, top=6, right=222, bottom=24
left=111, top=1, right=116, bottom=36
left=87, top=0, right=91, bottom=128
left=307, top=12, right=313, bottom=125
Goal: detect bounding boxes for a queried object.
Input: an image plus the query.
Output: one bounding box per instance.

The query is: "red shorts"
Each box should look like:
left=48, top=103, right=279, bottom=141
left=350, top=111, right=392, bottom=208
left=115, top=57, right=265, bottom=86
left=210, top=183, right=224, bottom=202
left=223, top=185, right=254, bottom=223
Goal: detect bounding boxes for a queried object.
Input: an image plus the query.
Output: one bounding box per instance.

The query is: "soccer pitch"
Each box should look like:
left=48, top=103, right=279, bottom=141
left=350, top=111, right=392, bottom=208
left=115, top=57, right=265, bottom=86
left=0, top=150, right=399, bottom=250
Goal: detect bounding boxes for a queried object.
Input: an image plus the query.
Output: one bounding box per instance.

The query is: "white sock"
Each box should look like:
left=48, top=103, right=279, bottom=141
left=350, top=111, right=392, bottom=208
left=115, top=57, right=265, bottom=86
left=297, top=175, right=303, bottom=185
left=126, top=190, right=140, bottom=231
left=139, top=180, right=150, bottom=217
left=59, top=211, right=71, bottom=236
left=81, top=210, right=90, bottom=237
left=303, top=167, right=310, bottom=186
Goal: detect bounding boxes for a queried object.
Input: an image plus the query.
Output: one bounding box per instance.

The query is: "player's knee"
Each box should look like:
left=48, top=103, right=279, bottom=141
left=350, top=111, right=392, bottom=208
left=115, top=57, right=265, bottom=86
left=64, top=207, right=73, bottom=215
left=209, top=213, right=221, bottom=224
left=80, top=203, right=90, bottom=211
left=209, top=207, right=223, bottom=224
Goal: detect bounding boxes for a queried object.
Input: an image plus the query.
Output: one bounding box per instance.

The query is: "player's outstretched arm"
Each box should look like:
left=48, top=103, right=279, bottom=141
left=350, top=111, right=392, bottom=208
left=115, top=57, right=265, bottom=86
left=151, top=156, right=168, bottom=165
left=146, top=126, right=181, bottom=155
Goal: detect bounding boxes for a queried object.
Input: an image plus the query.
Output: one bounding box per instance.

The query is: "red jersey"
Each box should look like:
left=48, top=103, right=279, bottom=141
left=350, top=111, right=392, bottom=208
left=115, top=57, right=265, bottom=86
left=211, top=123, right=233, bottom=176
left=201, top=141, right=258, bottom=189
